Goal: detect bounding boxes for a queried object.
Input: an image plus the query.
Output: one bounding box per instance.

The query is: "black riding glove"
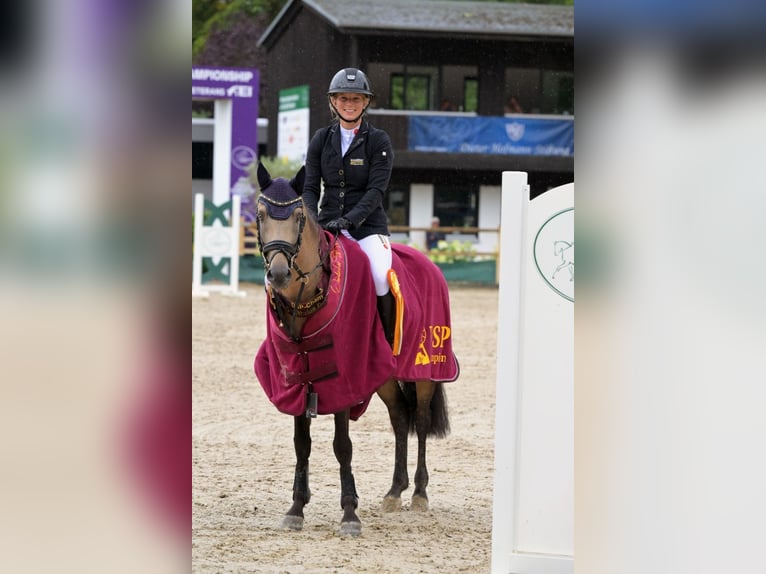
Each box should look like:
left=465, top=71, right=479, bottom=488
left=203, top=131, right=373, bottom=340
left=324, top=217, right=352, bottom=234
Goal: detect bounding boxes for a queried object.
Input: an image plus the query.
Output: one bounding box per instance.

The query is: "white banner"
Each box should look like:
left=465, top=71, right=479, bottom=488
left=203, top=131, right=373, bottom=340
left=277, top=85, right=310, bottom=162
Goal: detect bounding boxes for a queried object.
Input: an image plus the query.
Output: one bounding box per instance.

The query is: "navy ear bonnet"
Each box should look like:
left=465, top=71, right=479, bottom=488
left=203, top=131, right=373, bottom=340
left=256, top=162, right=306, bottom=220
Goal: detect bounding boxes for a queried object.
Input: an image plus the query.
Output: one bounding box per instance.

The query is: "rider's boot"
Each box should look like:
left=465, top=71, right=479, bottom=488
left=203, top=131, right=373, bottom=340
left=376, top=292, right=396, bottom=350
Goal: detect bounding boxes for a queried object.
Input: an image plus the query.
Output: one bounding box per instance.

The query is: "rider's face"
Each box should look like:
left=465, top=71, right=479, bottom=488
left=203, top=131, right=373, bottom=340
left=332, top=93, right=368, bottom=120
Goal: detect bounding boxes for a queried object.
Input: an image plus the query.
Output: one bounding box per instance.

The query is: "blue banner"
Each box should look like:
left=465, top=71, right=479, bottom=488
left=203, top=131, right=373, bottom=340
left=408, top=116, right=573, bottom=157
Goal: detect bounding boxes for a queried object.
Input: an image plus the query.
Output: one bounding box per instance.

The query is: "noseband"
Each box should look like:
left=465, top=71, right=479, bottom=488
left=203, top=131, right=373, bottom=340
left=256, top=193, right=307, bottom=276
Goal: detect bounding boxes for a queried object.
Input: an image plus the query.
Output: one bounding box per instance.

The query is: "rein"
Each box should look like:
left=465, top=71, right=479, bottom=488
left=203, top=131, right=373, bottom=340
left=275, top=237, right=332, bottom=340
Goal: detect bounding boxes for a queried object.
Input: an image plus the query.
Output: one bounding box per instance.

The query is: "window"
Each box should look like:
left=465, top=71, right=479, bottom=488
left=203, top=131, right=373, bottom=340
left=463, top=78, right=478, bottom=113
left=192, top=142, right=213, bottom=179
left=504, top=67, right=540, bottom=114
left=557, top=75, right=574, bottom=115
left=390, top=73, right=431, bottom=111
left=385, top=187, right=410, bottom=227
left=542, top=70, right=574, bottom=115
left=433, top=183, right=479, bottom=237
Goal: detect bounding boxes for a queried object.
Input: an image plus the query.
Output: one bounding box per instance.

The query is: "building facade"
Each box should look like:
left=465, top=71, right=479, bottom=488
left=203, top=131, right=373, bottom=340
left=215, top=0, right=573, bottom=252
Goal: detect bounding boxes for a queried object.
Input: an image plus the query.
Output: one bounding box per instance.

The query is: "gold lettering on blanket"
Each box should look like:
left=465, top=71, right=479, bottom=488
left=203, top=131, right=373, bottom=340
left=414, top=325, right=451, bottom=366
left=329, top=242, right=343, bottom=294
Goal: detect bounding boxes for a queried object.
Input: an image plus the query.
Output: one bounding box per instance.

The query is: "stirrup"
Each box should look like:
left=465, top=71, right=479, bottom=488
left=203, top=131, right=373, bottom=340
left=387, top=269, right=404, bottom=356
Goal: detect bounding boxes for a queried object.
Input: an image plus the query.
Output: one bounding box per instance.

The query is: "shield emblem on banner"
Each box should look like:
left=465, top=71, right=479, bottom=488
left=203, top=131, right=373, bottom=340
left=505, top=122, right=525, bottom=142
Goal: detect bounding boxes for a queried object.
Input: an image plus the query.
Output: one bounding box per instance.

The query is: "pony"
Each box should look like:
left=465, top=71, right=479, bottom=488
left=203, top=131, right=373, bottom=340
left=252, top=162, right=459, bottom=536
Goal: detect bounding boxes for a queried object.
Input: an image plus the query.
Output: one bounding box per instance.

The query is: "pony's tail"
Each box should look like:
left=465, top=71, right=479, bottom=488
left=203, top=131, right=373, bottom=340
left=401, top=382, right=450, bottom=439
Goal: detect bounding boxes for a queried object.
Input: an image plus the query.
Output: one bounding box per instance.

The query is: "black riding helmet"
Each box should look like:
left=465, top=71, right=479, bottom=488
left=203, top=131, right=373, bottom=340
left=327, top=68, right=373, bottom=96
left=327, top=68, right=373, bottom=123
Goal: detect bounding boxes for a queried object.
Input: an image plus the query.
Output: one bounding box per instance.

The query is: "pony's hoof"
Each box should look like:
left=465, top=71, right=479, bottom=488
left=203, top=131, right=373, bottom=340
left=339, top=520, right=362, bottom=537
left=411, top=495, right=429, bottom=512
left=381, top=495, right=402, bottom=512
left=280, top=515, right=304, bottom=531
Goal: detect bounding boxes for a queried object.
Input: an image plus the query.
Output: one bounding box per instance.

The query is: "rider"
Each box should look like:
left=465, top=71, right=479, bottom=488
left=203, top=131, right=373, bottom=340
left=302, top=67, right=398, bottom=352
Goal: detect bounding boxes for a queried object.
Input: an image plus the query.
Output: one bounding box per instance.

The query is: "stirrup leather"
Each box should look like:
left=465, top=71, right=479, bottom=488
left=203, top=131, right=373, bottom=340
left=387, top=269, right=404, bottom=356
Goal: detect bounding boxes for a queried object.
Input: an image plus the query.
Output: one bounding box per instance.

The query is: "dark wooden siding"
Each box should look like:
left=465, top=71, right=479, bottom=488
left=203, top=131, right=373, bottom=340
left=260, top=6, right=573, bottom=182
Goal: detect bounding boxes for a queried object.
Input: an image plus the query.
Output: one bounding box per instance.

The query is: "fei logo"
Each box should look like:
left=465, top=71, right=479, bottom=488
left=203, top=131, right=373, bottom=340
left=227, top=85, right=253, bottom=98
left=414, top=325, right=451, bottom=366
left=231, top=145, right=257, bottom=170
left=533, top=207, right=574, bottom=302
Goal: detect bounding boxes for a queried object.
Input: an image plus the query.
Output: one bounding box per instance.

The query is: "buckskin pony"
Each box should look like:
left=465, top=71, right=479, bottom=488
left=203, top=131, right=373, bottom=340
left=253, top=162, right=459, bottom=536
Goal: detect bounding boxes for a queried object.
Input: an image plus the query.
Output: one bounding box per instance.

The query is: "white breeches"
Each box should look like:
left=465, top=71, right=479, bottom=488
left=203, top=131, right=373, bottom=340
left=342, top=230, right=392, bottom=296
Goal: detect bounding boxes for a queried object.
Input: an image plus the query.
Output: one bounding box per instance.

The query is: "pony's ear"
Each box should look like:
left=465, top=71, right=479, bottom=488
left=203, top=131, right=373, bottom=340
left=290, top=165, right=306, bottom=196
left=256, top=161, right=272, bottom=190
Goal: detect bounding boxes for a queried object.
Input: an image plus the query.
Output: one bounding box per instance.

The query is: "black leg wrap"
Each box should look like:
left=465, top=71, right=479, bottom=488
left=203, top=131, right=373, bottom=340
left=292, top=468, right=310, bottom=503
left=340, top=474, right=359, bottom=509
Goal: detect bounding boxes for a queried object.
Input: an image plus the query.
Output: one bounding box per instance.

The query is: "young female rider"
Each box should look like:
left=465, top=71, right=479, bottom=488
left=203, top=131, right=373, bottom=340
left=302, top=68, right=397, bottom=350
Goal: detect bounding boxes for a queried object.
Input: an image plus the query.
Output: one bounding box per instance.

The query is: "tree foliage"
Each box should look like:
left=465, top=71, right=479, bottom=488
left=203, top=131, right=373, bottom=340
left=192, top=0, right=573, bottom=64
left=193, top=0, right=285, bottom=64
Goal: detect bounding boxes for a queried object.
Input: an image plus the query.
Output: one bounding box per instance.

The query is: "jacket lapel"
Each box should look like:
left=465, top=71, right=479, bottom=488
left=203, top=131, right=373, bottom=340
left=347, top=122, right=368, bottom=155
left=328, top=125, right=342, bottom=158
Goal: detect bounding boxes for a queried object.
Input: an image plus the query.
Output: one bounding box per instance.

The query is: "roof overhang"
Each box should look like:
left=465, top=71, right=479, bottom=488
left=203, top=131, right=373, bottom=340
left=258, top=0, right=573, bottom=50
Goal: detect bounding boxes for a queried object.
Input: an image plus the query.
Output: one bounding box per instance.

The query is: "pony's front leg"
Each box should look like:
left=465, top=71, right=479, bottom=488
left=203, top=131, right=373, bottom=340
left=333, top=410, right=361, bottom=536
left=281, top=415, right=311, bottom=530
left=376, top=379, right=410, bottom=512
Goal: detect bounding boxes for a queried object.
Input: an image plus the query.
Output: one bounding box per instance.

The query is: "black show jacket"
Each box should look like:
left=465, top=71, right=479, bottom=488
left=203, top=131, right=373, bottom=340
left=303, top=119, right=394, bottom=240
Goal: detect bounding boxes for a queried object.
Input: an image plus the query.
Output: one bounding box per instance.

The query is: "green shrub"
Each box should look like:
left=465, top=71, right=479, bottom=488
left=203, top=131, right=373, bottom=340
left=427, top=239, right=477, bottom=264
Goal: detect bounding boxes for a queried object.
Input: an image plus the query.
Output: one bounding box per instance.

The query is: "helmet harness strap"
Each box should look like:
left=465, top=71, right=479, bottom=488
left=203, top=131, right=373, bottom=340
left=329, top=97, right=369, bottom=124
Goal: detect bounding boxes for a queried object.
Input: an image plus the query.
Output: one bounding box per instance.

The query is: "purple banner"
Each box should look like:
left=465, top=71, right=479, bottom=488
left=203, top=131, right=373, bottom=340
left=192, top=67, right=260, bottom=197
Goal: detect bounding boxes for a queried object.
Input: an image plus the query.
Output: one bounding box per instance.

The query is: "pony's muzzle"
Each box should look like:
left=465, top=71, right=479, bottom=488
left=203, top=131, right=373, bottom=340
left=265, top=251, right=292, bottom=289
left=261, top=238, right=298, bottom=289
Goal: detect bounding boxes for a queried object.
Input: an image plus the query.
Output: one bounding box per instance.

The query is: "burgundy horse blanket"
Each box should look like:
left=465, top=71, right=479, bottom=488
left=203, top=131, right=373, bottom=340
left=255, top=233, right=459, bottom=420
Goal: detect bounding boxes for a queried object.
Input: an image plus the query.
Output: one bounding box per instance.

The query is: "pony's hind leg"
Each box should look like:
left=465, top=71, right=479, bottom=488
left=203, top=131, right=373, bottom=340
left=376, top=379, right=410, bottom=512
left=411, top=381, right=450, bottom=511
left=333, top=410, right=361, bottom=536
left=281, top=415, right=311, bottom=530
left=411, top=381, right=436, bottom=511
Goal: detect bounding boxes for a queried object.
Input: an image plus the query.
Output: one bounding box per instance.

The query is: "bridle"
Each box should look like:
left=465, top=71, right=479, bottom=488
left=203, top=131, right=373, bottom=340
left=256, top=192, right=333, bottom=339
left=256, top=193, right=306, bottom=275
